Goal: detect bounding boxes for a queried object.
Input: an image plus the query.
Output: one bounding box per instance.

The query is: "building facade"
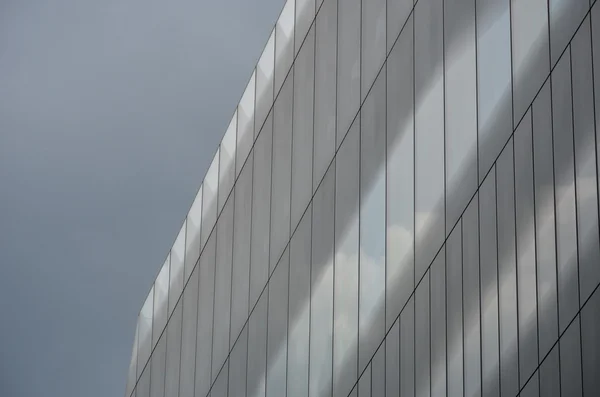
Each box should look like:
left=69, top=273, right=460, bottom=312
left=125, top=0, right=600, bottom=396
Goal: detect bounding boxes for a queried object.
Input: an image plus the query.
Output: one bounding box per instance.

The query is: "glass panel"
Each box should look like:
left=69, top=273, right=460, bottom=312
left=202, top=150, right=220, bottom=248
left=237, top=73, right=256, bottom=177
left=333, top=121, right=359, bottom=397
left=169, top=221, right=186, bottom=316
left=513, top=109, right=538, bottom=386
left=539, top=344, right=560, bottom=397
left=164, top=301, right=182, bottom=397
left=179, top=266, right=199, bottom=397
left=572, top=18, right=600, bottom=303
left=212, top=195, right=234, bottom=380
left=386, top=319, right=400, bottom=397
left=213, top=361, right=228, bottom=397
left=309, top=164, right=335, bottom=397
left=153, top=255, right=169, bottom=347
left=137, top=287, right=154, bottom=379
left=387, top=0, right=412, bottom=53
left=256, top=31, right=275, bottom=135
left=313, top=0, right=337, bottom=191
left=247, top=291, right=268, bottom=397
left=520, top=373, right=539, bottom=397
left=137, top=365, right=150, bottom=397
left=496, top=140, right=519, bottom=397
left=532, top=80, right=558, bottom=360
left=126, top=323, right=139, bottom=397
left=229, top=324, right=248, bottom=397
left=185, top=185, right=202, bottom=282
left=400, top=297, right=415, bottom=397
left=361, top=0, right=385, bottom=101
left=463, top=197, right=481, bottom=397
left=359, top=70, right=386, bottom=372
left=511, top=0, right=550, bottom=125
left=275, top=0, right=295, bottom=95
left=560, top=317, right=583, bottom=397
left=549, top=0, right=588, bottom=66
left=477, top=0, right=513, bottom=183
left=267, top=248, right=289, bottom=397
left=219, top=112, right=237, bottom=213
left=270, top=72, right=293, bottom=270
left=195, top=232, right=217, bottom=397
left=295, top=0, right=315, bottom=56
left=552, top=51, right=579, bottom=333
left=415, top=270, right=430, bottom=397
left=150, top=333, right=166, bottom=397
left=358, top=364, right=371, bottom=397
left=291, top=25, right=315, bottom=229
left=287, top=207, right=311, bottom=397
left=231, top=152, right=253, bottom=346
left=371, top=344, right=385, bottom=397
left=479, top=170, right=499, bottom=397
left=445, top=0, right=477, bottom=232
left=415, top=0, right=444, bottom=281
left=594, top=2, right=600, bottom=210
left=386, top=14, right=414, bottom=329
left=581, top=287, right=600, bottom=396
left=446, top=223, right=463, bottom=397
left=430, top=249, right=446, bottom=397
left=337, top=0, right=361, bottom=147
left=250, top=112, right=273, bottom=308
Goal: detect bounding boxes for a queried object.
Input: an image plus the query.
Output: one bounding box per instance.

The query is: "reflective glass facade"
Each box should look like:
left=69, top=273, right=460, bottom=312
left=125, top=1, right=600, bottom=396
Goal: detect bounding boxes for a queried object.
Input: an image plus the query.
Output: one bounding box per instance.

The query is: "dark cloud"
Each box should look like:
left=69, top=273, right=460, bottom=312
left=0, top=0, right=282, bottom=395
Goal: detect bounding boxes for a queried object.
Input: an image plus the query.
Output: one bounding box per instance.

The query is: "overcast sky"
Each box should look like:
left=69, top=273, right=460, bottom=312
left=0, top=0, right=282, bottom=395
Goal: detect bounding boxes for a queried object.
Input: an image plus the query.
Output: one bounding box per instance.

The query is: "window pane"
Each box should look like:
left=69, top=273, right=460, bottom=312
left=532, top=80, right=558, bottom=360
left=270, top=72, right=293, bottom=270
left=386, top=319, right=400, bottom=397
left=463, top=197, right=481, bottom=396
left=309, top=164, right=335, bottom=397
left=212, top=361, right=228, bottom=397
left=267, top=249, right=289, bottom=397
left=361, top=0, right=385, bottom=101
left=179, top=265, right=199, bottom=397
left=386, top=15, right=414, bottom=328
left=552, top=51, right=579, bottom=333
left=126, top=324, right=139, bottom=397
left=358, top=364, right=371, bottom=397
left=560, top=317, right=583, bottom=397
left=511, top=0, right=549, bottom=125
left=218, top=112, right=237, bottom=213
left=256, top=31, right=275, bottom=135
left=185, top=186, right=202, bottom=282
left=291, top=25, right=315, bottom=229
left=229, top=324, right=248, bottom=397
left=371, top=344, right=385, bottom=397
left=359, top=70, right=386, bottom=373
left=479, top=170, right=499, bottom=397
left=212, top=195, right=234, bottom=380
left=447, top=223, right=463, bottom=397
left=387, top=0, right=412, bottom=53
left=250, top=112, right=273, bottom=308
left=513, top=109, right=538, bottom=386
left=572, top=18, right=600, bottom=303
left=150, top=333, right=166, bottom=397
left=333, top=121, right=359, bottom=397
left=164, top=301, right=182, bottom=397
left=287, top=207, right=311, bottom=397
left=337, top=0, right=361, bottom=147
left=415, top=270, right=430, bottom=397
left=137, top=365, right=150, bottom=397
left=169, top=221, right=186, bottom=316
left=195, top=232, right=216, bottom=397
left=275, top=0, right=295, bottom=95
left=520, top=372, right=539, bottom=397
left=415, top=0, right=444, bottom=280
left=400, top=297, right=415, bottom=397
left=313, top=0, right=337, bottom=191
left=202, top=151, right=219, bottom=248
left=430, top=249, right=446, bottom=397
left=238, top=73, right=256, bottom=177
left=539, top=344, right=560, bottom=397
left=231, top=152, right=253, bottom=346
left=247, top=291, right=268, bottom=397
left=581, top=287, right=600, bottom=396
left=445, top=0, right=477, bottom=232
left=137, top=287, right=153, bottom=379
left=295, top=0, right=315, bottom=56
left=549, top=0, right=587, bottom=66
left=496, top=140, right=519, bottom=397
left=476, top=0, right=512, bottom=181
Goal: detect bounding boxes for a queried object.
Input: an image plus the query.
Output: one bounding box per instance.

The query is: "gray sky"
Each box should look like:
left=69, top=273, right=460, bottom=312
left=0, top=0, right=282, bottom=395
